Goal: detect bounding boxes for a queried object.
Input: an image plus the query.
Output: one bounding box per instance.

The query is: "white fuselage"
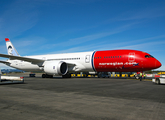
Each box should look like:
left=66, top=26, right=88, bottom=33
left=7, top=51, right=95, bottom=72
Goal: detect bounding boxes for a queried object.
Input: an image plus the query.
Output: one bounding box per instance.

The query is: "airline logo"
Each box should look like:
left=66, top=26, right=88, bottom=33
left=99, top=62, right=138, bottom=66
left=7, top=45, right=18, bottom=56
left=128, top=52, right=135, bottom=62
left=5, top=38, right=19, bottom=56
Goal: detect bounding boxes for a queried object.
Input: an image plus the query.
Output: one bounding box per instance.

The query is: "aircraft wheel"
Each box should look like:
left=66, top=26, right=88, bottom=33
left=156, top=78, right=160, bottom=85
left=42, top=74, right=46, bottom=78
left=48, top=75, right=53, bottom=78
left=62, top=73, right=71, bottom=78
left=45, top=74, right=53, bottom=78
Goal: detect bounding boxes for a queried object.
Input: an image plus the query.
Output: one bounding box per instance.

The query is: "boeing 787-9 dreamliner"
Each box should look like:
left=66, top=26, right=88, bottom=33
left=0, top=38, right=161, bottom=78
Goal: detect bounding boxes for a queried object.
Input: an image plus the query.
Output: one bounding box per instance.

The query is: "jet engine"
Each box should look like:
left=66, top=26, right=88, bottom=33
left=44, top=61, right=68, bottom=76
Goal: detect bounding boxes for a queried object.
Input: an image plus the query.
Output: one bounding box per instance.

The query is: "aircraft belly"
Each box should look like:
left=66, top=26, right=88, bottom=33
left=67, top=62, right=94, bottom=72
left=10, top=62, right=40, bottom=71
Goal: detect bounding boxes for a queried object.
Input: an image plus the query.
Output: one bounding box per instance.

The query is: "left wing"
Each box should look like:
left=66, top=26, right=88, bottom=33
left=0, top=53, right=45, bottom=64
left=0, top=53, right=77, bottom=71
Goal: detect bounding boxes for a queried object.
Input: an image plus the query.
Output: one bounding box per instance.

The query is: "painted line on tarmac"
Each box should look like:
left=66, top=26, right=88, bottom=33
left=127, top=78, right=152, bottom=81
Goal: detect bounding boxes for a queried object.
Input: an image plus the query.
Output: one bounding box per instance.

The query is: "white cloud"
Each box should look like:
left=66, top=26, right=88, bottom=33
left=111, top=5, right=165, bottom=22
left=116, top=41, right=165, bottom=50
left=40, top=22, right=138, bottom=51
left=49, top=35, right=165, bottom=54
left=155, top=66, right=165, bottom=71
left=0, top=63, right=13, bottom=69
left=0, top=0, right=38, bottom=41
left=1, top=36, right=47, bottom=56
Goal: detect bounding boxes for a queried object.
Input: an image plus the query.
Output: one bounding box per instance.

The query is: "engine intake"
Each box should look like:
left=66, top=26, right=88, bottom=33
left=44, top=61, right=68, bottom=76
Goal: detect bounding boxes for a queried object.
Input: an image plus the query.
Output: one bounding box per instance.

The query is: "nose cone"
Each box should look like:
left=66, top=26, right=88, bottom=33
left=155, top=59, right=162, bottom=69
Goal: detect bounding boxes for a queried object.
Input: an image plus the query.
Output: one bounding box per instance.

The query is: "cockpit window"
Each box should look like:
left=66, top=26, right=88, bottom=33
left=145, top=55, right=154, bottom=58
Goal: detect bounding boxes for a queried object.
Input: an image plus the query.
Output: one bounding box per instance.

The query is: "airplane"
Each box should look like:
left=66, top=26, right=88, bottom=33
left=0, top=38, right=162, bottom=78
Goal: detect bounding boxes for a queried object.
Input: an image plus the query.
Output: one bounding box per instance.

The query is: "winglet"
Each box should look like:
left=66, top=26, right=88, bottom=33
left=5, top=38, right=10, bottom=42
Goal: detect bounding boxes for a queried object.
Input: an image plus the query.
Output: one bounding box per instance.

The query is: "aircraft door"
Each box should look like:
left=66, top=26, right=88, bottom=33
left=85, top=55, right=90, bottom=63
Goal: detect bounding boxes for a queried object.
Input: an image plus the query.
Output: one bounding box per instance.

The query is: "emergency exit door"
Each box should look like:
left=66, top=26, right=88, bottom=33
left=85, top=55, right=90, bottom=63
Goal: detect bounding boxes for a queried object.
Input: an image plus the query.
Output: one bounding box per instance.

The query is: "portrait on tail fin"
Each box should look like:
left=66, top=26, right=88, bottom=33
left=5, top=38, right=19, bottom=56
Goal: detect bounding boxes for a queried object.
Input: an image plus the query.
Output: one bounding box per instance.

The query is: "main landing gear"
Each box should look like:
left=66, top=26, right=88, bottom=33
left=42, top=73, right=71, bottom=78
left=62, top=73, right=71, bottom=78
left=42, top=74, right=53, bottom=78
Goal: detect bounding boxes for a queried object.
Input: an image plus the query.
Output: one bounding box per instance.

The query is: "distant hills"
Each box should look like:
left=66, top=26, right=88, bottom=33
left=1, top=69, right=24, bottom=74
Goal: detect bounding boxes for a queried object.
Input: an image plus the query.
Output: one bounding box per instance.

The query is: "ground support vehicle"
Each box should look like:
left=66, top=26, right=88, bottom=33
left=152, top=75, right=165, bottom=85
left=0, top=76, right=24, bottom=85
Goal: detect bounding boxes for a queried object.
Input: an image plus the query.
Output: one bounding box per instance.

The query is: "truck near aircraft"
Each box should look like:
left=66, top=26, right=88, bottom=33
left=152, top=75, right=165, bottom=85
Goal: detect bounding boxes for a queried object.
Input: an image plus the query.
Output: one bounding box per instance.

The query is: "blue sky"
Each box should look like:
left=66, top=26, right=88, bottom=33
left=0, top=0, right=165, bottom=70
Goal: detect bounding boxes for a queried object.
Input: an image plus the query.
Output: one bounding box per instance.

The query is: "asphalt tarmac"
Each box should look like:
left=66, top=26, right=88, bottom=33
left=0, top=75, right=165, bottom=120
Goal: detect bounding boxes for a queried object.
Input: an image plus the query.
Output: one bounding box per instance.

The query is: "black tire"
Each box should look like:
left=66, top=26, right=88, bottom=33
left=42, top=74, right=46, bottom=78
left=156, top=78, right=160, bottom=85
left=62, top=73, right=71, bottom=78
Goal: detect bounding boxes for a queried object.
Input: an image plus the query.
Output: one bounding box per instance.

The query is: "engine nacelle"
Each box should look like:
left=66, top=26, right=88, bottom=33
left=44, top=61, right=68, bottom=76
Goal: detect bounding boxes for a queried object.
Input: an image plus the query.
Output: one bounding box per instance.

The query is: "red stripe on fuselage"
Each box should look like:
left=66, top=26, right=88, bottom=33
left=93, top=50, right=159, bottom=72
